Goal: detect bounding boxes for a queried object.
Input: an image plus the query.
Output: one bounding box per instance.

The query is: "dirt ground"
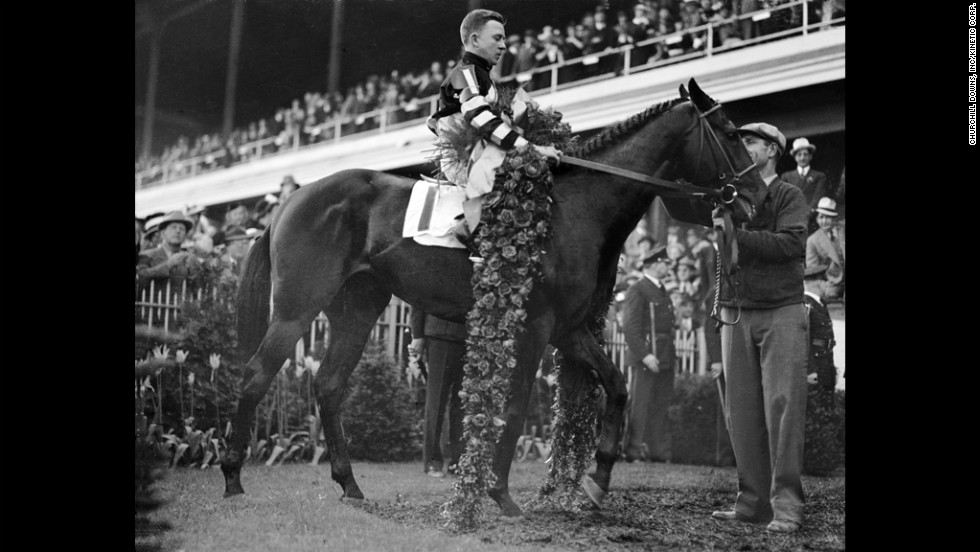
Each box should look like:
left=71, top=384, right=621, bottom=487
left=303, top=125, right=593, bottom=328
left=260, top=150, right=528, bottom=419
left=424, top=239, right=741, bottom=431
left=351, top=461, right=846, bottom=552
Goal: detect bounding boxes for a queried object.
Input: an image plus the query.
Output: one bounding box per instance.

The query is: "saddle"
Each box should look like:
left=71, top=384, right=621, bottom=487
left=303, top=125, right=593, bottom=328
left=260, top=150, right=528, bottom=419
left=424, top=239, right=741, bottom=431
left=401, top=176, right=468, bottom=249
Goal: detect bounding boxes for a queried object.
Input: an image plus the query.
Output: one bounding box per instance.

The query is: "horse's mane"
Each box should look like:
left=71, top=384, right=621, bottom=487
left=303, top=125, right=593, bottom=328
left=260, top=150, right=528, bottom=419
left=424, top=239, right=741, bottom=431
left=570, top=97, right=687, bottom=158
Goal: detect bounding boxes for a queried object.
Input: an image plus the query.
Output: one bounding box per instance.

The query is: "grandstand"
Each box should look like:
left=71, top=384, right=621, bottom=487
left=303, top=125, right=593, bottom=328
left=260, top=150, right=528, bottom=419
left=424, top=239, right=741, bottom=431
left=135, top=0, right=844, bottom=221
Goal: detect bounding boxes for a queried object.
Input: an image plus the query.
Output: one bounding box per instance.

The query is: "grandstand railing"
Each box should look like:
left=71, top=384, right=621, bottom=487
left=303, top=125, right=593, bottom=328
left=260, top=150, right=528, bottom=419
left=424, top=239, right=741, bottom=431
left=135, top=1, right=842, bottom=191
left=136, top=289, right=709, bottom=377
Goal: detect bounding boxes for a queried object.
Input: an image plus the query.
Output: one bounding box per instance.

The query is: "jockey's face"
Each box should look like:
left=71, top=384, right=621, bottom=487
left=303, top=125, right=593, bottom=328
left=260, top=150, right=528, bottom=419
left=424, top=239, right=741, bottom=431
left=469, top=20, right=507, bottom=65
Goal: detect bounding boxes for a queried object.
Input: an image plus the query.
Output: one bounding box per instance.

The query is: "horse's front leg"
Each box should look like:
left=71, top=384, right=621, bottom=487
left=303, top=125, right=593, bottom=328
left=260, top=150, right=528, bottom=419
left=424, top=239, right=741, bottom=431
left=555, top=327, right=628, bottom=508
left=316, top=277, right=392, bottom=500
left=487, top=313, right=554, bottom=517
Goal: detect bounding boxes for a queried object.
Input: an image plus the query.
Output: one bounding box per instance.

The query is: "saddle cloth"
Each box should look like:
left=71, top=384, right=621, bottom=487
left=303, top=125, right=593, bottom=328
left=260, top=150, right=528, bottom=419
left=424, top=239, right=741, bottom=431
left=402, top=177, right=467, bottom=249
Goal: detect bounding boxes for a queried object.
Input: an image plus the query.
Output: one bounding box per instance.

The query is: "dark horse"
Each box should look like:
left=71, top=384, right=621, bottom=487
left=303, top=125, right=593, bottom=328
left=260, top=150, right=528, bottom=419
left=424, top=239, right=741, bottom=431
left=221, top=79, right=765, bottom=516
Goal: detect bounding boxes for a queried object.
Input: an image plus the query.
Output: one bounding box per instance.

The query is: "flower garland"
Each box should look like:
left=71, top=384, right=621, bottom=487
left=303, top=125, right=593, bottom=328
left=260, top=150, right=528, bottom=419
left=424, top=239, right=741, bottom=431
left=531, top=303, right=609, bottom=511
left=433, top=87, right=576, bottom=531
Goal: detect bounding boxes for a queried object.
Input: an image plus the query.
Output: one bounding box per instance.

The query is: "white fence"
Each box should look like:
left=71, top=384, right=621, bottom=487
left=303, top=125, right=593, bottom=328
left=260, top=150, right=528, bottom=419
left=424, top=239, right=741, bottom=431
left=135, top=287, right=709, bottom=376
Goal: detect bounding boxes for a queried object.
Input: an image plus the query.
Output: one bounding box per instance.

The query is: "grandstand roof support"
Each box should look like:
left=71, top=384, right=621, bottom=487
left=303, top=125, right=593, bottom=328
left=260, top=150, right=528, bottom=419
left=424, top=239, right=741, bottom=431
left=327, top=0, right=345, bottom=94
left=222, top=0, right=245, bottom=140
left=140, top=25, right=162, bottom=160
left=137, top=0, right=212, bottom=159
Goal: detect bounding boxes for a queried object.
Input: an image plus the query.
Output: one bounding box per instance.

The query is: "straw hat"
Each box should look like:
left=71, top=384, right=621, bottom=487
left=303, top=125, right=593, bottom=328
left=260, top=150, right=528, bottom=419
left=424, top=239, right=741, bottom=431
left=790, top=137, right=816, bottom=156
left=815, top=197, right=838, bottom=217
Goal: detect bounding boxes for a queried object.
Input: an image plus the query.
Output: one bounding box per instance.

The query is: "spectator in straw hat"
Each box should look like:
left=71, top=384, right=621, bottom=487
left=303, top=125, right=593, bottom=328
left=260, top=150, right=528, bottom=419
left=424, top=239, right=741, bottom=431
left=780, top=137, right=828, bottom=211
left=805, top=197, right=845, bottom=302
left=279, top=175, right=301, bottom=203
left=136, top=211, right=203, bottom=290
left=140, top=212, right=166, bottom=252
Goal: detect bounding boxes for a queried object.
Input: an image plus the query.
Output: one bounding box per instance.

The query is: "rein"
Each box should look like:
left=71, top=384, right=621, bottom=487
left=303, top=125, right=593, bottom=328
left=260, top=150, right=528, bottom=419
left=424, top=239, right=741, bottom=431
left=559, top=155, right=739, bottom=205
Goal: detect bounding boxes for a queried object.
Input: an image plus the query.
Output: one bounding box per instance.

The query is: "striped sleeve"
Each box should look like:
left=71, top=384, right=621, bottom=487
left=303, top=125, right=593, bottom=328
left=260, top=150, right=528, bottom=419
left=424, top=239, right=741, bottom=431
left=458, top=69, right=528, bottom=150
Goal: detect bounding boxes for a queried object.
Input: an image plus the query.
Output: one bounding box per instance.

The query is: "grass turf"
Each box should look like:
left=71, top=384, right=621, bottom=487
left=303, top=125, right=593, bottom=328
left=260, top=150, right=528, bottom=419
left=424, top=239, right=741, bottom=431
left=136, top=460, right=844, bottom=551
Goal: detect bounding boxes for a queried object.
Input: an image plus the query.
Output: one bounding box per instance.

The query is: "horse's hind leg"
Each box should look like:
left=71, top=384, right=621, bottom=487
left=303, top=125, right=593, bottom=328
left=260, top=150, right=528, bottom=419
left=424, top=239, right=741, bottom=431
left=315, top=274, right=392, bottom=500
left=222, top=316, right=314, bottom=497
left=554, top=328, right=627, bottom=507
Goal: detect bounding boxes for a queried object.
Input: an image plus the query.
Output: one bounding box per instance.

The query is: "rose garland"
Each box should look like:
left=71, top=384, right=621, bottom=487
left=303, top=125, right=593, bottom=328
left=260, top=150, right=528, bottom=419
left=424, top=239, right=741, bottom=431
left=531, top=304, right=609, bottom=511
left=430, top=87, right=578, bottom=531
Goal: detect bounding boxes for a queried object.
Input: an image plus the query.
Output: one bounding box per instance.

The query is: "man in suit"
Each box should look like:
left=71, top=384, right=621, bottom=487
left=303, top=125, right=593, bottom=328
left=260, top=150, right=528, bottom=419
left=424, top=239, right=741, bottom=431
left=805, top=197, right=845, bottom=302
left=780, top=137, right=828, bottom=212
left=621, top=246, right=676, bottom=463
left=136, top=211, right=203, bottom=291
left=408, top=309, right=466, bottom=477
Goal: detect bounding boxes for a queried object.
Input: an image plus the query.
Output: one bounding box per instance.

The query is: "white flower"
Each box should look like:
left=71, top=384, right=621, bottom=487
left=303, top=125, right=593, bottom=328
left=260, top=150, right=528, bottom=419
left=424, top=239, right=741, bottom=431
left=188, top=372, right=195, bottom=385
left=175, top=349, right=189, bottom=364
left=152, top=345, right=170, bottom=361
left=209, top=353, right=221, bottom=370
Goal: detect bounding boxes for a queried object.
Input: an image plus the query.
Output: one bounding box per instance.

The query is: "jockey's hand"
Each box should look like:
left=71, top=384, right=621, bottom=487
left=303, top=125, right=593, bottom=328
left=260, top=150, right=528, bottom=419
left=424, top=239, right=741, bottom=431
left=533, top=144, right=561, bottom=164
left=642, top=354, right=660, bottom=373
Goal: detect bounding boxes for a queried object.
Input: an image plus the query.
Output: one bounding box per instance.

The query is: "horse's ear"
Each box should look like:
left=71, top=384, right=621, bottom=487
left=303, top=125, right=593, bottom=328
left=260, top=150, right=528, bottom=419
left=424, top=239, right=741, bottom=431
left=678, top=84, right=689, bottom=99
left=687, top=78, right=716, bottom=112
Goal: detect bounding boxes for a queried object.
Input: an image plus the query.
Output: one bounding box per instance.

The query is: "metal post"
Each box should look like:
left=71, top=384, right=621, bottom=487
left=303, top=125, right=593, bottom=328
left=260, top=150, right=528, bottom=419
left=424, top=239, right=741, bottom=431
left=222, top=0, right=245, bottom=139
left=327, top=0, right=344, bottom=94
left=141, top=25, right=163, bottom=159
left=803, top=0, right=809, bottom=35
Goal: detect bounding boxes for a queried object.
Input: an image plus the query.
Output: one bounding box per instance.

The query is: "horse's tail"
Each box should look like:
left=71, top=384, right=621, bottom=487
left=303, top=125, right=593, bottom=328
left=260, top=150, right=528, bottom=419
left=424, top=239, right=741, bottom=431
left=236, top=229, right=272, bottom=361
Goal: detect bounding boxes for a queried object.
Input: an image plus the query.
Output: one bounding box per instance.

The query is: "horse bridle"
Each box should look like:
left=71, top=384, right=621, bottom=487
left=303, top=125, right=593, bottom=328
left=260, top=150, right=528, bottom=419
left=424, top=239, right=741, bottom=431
left=560, top=98, right=756, bottom=327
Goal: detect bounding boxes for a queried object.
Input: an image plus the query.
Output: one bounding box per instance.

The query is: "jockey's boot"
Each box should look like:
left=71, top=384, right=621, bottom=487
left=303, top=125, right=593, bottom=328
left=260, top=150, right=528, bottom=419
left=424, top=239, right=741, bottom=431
left=451, top=217, right=483, bottom=265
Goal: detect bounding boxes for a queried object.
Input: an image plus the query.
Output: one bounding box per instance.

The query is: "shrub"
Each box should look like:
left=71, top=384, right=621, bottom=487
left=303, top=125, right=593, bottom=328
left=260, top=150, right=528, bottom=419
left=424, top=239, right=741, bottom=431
left=341, top=342, right=423, bottom=462
left=669, top=373, right=723, bottom=465
left=803, top=387, right=845, bottom=475
left=667, top=372, right=846, bottom=474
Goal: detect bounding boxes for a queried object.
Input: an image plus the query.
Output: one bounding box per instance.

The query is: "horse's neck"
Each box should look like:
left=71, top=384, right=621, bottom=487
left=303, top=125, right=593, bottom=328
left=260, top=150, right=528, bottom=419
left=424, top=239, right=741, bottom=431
left=578, top=110, right=689, bottom=241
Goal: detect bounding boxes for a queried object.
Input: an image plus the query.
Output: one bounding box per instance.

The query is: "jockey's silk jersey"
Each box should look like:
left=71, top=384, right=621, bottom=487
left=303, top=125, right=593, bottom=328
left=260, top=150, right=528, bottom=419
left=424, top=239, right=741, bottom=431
left=430, top=52, right=528, bottom=150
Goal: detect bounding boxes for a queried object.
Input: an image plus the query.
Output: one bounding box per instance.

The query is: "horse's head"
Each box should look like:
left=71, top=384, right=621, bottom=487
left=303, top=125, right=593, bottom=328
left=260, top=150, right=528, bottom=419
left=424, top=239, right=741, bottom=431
left=664, top=78, right=766, bottom=226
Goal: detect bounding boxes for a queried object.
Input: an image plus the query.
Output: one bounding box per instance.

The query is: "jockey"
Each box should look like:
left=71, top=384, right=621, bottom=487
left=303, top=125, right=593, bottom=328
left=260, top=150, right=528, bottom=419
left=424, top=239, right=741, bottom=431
left=426, top=9, right=560, bottom=257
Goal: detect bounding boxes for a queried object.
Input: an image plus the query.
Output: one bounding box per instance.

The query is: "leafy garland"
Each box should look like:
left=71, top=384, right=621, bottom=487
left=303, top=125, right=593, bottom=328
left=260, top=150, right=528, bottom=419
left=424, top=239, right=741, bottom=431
left=531, top=303, right=609, bottom=511
left=432, top=86, right=578, bottom=531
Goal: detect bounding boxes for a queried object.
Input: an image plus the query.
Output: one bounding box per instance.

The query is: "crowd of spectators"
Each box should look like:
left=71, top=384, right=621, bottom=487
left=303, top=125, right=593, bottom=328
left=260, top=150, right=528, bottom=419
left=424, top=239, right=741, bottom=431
left=135, top=1, right=844, bottom=186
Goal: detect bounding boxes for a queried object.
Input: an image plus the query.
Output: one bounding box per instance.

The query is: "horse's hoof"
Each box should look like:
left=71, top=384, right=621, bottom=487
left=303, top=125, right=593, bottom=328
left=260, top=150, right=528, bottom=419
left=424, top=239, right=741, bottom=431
left=580, top=475, right=606, bottom=509
left=343, top=488, right=365, bottom=500
left=223, top=487, right=245, bottom=498
left=498, top=497, right=524, bottom=518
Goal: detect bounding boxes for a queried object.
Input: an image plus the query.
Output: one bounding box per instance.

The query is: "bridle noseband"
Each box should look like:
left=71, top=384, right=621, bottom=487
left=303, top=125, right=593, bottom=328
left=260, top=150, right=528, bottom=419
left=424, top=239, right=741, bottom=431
left=682, top=101, right=757, bottom=204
